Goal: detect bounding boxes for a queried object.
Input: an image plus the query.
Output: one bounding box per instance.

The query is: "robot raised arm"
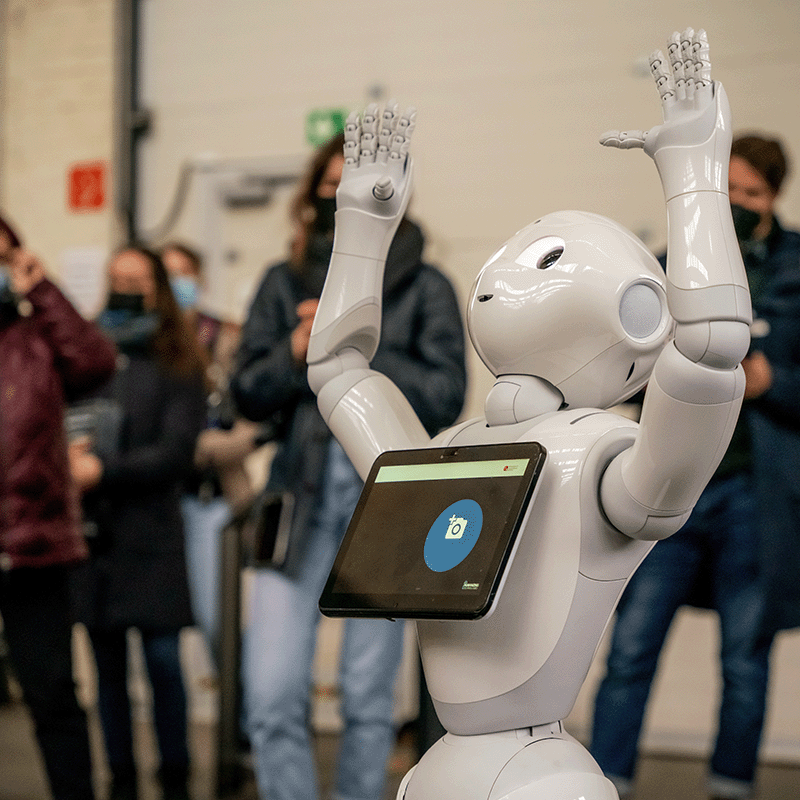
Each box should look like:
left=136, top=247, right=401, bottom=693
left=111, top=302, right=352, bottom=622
left=306, top=103, right=430, bottom=477
left=599, top=29, right=750, bottom=539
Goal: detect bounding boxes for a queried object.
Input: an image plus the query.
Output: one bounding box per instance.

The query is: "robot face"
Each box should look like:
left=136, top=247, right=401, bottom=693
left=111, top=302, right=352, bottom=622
left=467, top=211, right=672, bottom=409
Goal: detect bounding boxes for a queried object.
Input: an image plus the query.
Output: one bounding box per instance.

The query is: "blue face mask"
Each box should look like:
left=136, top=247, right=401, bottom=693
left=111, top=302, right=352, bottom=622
left=170, top=276, right=199, bottom=310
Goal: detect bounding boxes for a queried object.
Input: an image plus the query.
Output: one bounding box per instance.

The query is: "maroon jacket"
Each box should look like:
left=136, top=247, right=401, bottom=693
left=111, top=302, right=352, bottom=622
left=0, top=279, right=116, bottom=569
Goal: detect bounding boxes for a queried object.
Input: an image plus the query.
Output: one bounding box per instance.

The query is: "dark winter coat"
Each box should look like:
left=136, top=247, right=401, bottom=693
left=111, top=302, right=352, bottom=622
left=745, top=219, right=800, bottom=632
left=232, top=220, right=467, bottom=575
left=0, top=279, right=116, bottom=570
left=660, top=218, right=800, bottom=632
left=71, top=342, right=206, bottom=632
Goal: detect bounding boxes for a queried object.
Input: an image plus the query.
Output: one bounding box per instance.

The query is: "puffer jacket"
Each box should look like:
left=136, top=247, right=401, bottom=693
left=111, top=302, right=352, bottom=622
left=0, top=279, right=117, bottom=569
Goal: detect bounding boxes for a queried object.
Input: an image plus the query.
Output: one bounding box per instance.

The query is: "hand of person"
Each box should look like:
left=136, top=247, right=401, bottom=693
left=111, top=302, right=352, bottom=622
left=742, top=351, right=773, bottom=399
left=291, top=298, right=319, bottom=365
left=6, top=247, right=45, bottom=296
left=333, top=101, right=416, bottom=261
left=69, top=436, right=104, bottom=493
left=600, top=29, right=731, bottom=199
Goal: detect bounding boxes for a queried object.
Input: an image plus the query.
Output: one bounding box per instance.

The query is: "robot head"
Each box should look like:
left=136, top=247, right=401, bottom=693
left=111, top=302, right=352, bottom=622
left=467, top=211, right=673, bottom=410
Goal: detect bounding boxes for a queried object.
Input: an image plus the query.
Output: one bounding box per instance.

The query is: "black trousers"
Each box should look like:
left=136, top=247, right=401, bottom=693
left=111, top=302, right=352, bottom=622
left=0, top=564, right=95, bottom=800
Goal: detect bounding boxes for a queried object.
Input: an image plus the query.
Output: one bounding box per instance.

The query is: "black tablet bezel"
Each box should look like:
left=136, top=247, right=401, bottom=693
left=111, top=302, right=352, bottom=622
left=319, top=441, right=546, bottom=620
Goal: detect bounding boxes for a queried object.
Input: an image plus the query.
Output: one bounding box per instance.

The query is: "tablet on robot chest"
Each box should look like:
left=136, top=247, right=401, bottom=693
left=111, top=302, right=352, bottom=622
left=319, top=441, right=546, bottom=621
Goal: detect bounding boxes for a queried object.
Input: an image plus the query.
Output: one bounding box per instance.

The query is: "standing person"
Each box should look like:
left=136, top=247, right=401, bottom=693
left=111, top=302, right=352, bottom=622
left=69, top=246, right=207, bottom=800
left=161, top=241, right=259, bottom=661
left=0, top=212, right=117, bottom=800
left=231, top=131, right=467, bottom=800
left=589, top=134, right=800, bottom=800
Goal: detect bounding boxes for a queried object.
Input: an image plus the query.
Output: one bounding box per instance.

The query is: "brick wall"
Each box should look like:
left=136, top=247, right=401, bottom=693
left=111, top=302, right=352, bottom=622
left=1, top=0, right=115, bottom=283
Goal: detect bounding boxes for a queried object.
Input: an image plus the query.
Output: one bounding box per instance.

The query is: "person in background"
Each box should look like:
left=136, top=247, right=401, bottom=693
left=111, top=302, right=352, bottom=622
left=69, top=246, right=207, bottom=800
left=161, top=241, right=260, bottom=661
left=0, top=211, right=117, bottom=800
left=590, top=133, right=800, bottom=800
left=231, top=131, right=468, bottom=800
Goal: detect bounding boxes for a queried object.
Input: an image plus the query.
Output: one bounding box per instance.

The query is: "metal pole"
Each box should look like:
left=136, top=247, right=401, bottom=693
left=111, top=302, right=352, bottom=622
left=215, top=514, right=243, bottom=797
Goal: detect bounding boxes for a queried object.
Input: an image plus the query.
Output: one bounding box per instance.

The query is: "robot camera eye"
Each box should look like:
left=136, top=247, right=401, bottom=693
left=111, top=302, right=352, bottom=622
left=538, top=247, right=564, bottom=269
left=514, top=235, right=565, bottom=270
left=477, top=294, right=493, bottom=303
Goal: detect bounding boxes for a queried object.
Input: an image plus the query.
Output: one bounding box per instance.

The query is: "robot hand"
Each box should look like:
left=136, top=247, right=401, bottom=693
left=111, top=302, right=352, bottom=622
left=600, top=28, right=731, bottom=201
left=332, top=101, right=416, bottom=261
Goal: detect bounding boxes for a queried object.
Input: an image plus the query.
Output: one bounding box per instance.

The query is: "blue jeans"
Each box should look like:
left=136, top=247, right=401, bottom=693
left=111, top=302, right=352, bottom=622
left=182, top=493, right=232, bottom=662
left=243, top=441, right=405, bottom=800
left=590, top=472, right=774, bottom=800
left=90, top=628, right=189, bottom=781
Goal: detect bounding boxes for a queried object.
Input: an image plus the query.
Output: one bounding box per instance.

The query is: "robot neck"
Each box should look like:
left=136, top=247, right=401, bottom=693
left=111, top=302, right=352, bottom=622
left=484, top=375, right=564, bottom=427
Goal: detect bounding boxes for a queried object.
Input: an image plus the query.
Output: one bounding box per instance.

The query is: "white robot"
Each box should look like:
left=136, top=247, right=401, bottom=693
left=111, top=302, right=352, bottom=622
left=307, top=29, right=749, bottom=800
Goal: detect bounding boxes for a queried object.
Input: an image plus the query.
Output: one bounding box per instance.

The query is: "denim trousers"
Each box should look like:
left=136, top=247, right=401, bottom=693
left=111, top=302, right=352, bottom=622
left=89, top=627, right=190, bottom=782
left=0, top=565, right=95, bottom=800
left=590, top=471, right=774, bottom=799
left=182, top=493, right=232, bottom=662
left=243, top=441, right=405, bottom=800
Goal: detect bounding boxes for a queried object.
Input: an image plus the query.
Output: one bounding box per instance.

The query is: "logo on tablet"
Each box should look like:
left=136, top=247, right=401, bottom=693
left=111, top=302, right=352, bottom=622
left=424, top=499, right=483, bottom=572
left=445, top=516, right=468, bottom=539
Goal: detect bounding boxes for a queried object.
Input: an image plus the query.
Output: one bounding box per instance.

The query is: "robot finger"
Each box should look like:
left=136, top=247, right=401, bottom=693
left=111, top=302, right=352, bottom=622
left=680, top=28, right=696, bottom=101
left=372, top=175, right=395, bottom=201
left=599, top=129, right=646, bottom=149
left=649, top=50, right=675, bottom=109
left=343, top=111, right=361, bottom=167
left=359, top=103, right=379, bottom=165
left=389, top=107, right=417, bottom=161
left=377, top=100, right=399, bottom=164
left=668, top=33, right=688, bottom=102
left=692, top=29, right=712, bottom=96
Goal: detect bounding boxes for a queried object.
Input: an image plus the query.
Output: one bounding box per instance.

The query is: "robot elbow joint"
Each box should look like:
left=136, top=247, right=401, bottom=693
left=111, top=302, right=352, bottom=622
left=674, top=320, right=750, bottom=370
left=307, top=348, right=371, bottom=396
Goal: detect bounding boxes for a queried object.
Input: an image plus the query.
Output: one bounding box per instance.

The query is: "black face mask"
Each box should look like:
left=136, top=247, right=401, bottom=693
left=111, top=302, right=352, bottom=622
left=731, top=204, right=761, bottom=242
left=99, top=293, right=147, bottom=329
left=313, top=196, right=337, bottom=235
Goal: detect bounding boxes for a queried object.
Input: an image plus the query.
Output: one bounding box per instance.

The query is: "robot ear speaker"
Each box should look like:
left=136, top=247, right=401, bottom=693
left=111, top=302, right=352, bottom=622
left=619, top=283, right=665, bottom=339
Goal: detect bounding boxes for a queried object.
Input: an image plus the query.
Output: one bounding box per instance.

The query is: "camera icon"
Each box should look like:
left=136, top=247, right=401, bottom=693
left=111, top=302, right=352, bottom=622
left=445, top=515, right=468, bottom=539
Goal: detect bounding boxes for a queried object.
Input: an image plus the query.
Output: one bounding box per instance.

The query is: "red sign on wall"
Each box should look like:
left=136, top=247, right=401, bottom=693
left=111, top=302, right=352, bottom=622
left=67, top=161, right=106, bottom=211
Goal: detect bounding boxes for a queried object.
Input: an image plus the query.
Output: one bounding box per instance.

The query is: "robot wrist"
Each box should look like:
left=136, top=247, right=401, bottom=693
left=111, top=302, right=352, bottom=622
left=648, top=83, right=732, bottom=201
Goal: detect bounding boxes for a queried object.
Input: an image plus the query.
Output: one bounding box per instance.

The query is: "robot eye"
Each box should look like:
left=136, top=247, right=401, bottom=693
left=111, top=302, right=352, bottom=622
left=515, top=235, right=565, bottom=270
left=537, top=247, right=564, bottom=269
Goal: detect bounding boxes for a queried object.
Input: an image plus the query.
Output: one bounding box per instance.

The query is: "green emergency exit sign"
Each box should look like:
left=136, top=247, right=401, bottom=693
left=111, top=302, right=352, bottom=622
left=305, top=108, right=348, bottom=147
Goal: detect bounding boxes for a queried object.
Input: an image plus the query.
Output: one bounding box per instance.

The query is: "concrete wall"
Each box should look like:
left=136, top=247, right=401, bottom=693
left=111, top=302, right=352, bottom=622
left=3, top=0, right=800, bottom=766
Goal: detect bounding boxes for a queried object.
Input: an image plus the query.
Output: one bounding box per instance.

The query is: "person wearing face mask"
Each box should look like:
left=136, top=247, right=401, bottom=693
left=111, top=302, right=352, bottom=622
left=69, top=246, right=207, bottom=800
left=160, top=242, right=260, bottom=664
left=0, top=212, right=117, bottom=800
left=231, top=131, right=467, bottom=800
left=589, top=134, right=800, bottom=800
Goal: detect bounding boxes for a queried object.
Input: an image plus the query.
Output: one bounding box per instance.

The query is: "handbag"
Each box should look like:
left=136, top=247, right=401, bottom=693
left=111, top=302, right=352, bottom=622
left=241, top=489, right=295, bottom=568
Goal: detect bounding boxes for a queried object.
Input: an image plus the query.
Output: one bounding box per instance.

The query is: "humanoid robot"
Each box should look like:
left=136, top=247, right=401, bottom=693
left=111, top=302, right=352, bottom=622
left=307, top=28, right=750, bottom=800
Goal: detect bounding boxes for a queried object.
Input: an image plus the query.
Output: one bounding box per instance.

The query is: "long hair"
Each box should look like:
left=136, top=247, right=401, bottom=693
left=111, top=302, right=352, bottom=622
left=288, top=132, right=346, bottom=267
left=115, top=246, right=207, bottom=378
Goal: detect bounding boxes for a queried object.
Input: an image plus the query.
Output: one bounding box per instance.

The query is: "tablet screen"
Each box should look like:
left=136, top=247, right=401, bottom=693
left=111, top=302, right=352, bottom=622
left=319, top=441, right=546, bottom=620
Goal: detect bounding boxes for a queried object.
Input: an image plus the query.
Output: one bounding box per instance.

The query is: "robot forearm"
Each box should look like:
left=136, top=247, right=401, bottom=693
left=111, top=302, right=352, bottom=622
left=306, top=250, right=385, bottom=371
left=664, top=188, right=752, bottom=357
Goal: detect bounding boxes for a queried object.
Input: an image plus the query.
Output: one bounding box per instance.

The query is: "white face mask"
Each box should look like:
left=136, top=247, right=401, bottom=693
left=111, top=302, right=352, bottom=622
left=170, top=275, right=199, bottom=310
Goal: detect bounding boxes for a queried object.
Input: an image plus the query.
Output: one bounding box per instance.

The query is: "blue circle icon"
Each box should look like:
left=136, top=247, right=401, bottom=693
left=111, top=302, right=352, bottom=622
left=424, top=499, right=483, bottom=573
